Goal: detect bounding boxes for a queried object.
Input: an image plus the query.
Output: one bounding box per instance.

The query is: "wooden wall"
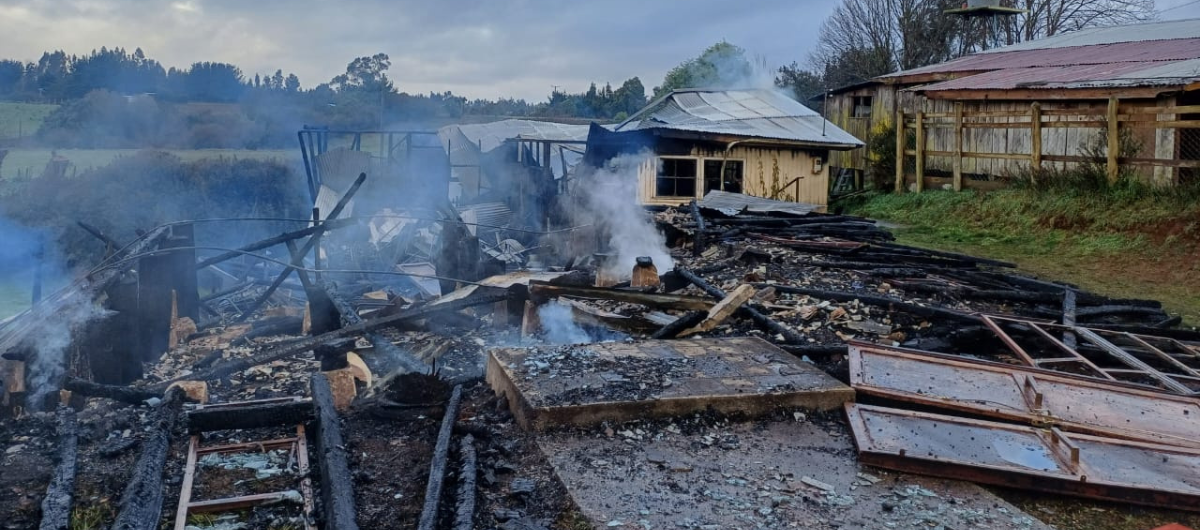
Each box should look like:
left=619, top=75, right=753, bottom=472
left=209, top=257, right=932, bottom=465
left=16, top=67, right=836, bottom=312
left=636, top=144, right=830, bottom=208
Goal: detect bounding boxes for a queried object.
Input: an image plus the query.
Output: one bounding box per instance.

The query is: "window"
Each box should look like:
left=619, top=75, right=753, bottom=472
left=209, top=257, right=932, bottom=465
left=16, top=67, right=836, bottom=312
left=703, top=160, right=744, bottom=194
left=656, top=158, right=697, bottom=197
left=853, top=96, right=873, bottom=118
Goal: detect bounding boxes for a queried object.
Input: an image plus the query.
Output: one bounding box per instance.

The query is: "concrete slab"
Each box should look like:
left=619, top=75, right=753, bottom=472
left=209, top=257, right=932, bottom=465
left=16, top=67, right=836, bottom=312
left=486, top=337, right=853, bottom=431
left=538, top=418, right=1054, bottom=529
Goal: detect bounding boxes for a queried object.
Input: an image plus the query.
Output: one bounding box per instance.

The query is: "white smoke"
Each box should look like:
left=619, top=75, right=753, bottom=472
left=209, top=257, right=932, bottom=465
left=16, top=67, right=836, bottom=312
left=537, top=302, right=591, bottom=345
left=576, top=151, right=674, bottom=280
left=26, top=289, right=114, bottom=409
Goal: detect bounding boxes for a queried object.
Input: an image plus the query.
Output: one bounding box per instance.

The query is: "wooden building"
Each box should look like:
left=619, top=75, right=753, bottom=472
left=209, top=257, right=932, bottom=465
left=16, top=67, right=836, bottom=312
left=824, top=18, right=1200, bottom=189
left=585, top=89, right=862, bottom=208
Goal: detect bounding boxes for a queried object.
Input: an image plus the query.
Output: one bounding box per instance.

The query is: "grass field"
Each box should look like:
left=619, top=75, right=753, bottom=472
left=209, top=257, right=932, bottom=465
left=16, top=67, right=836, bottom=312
left=0, top=148, right=298, bottom=182
left=0, top=101, right=58, bottom=140
left=843, top=189, right=1200, bottom=325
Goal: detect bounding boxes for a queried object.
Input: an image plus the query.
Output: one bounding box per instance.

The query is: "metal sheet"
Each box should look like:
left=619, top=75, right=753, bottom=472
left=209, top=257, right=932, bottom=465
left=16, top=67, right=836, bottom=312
left=615, top=89, right=863, bottom=149
left=848, top=342, right=1200, bottom=448
left=845, top=403, right=1200, bottom=511
left=697, top=190, right=820, bottom=216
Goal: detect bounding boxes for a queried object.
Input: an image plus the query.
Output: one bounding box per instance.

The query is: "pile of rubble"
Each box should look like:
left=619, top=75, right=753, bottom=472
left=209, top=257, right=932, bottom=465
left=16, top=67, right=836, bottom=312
left=2, top=188, right=1198, bottom=530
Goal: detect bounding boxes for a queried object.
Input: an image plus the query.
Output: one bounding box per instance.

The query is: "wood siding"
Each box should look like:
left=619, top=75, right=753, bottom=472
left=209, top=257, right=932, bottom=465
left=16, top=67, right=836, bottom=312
left=637, top=144, right=830, bottom=209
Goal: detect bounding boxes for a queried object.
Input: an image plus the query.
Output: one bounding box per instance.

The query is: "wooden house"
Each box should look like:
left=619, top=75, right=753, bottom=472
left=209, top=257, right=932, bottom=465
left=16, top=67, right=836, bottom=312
left=824, top=18, right=1200, bottom=189
left=584, top=89, right=863, bottom=208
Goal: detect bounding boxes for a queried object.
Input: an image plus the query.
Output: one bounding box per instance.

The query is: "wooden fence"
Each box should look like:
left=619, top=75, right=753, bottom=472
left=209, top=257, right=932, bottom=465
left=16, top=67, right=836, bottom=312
left=895, top=97, right=1200, bottom=192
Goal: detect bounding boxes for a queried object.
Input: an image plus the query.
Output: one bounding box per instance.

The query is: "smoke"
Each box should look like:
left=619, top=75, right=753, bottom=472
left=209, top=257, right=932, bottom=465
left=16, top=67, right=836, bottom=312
left=25, top=291, right=114, bottom=410
left=575, top=151, right=674, bottom=280
left=537, top=302, right=592, bottom=345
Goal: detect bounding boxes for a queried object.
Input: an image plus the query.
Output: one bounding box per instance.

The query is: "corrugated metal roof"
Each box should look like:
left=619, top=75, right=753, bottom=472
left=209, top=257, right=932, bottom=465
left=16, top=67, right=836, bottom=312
left=977, top=18, right=1200, bottom=53
left=616, top=89, right=863, bottom=149
left=439, top=119, right=591, bottom=153
left=697, top=190, right=820, bottom=216
left=883, top=19, right=1200, bottom=92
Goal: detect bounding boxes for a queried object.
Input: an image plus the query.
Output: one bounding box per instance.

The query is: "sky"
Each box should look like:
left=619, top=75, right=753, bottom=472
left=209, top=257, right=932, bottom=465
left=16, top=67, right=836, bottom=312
left=0, top=0, right=1197, bottom=102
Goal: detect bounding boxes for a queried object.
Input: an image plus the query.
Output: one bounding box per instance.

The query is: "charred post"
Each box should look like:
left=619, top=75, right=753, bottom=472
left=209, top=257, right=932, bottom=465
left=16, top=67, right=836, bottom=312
left=38, top=407, right=78, bottom=530
left=417, top=384, right=463, bottom=530
left=453, top=434, right=477, bottom=530
left=63, top=377, right=159, bottom=405
left=676, top=268, right=805, bottom=344
left=110, top=387, right=184, bottom=530
left=186, top=399, right=313, bottom=433
left=311, top=373, right=359, bottom=530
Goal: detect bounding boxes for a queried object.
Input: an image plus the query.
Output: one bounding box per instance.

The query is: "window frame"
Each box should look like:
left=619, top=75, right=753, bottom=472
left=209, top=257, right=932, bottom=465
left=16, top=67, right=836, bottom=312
left=702, top=158, right=745, bottom=195
left=654, top=156, right=700, bottom=198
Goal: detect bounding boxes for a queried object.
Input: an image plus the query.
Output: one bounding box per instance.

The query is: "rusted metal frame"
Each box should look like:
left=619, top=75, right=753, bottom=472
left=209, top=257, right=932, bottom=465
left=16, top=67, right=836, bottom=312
left=1074, top=327, right=1193, bottom=394
left=845, top=403, right=1200, bottom=511
left=979, top=315, right=1038, bottom=366
left=172, top=436, right=200, bottom=530
left=195, top=437, right=300, bottom=456
left=1118, top=333, right=1200, bottom=380
left=983, top=315, right=1113, bottom=380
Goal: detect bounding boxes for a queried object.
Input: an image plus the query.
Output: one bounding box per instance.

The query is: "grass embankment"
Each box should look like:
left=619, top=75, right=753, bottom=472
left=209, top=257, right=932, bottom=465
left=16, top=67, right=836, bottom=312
left=0, top=148, right=296, bottom=182
left=842, top=187, right=1200, bottom=325
left=0, top=101, right=58, bottom=139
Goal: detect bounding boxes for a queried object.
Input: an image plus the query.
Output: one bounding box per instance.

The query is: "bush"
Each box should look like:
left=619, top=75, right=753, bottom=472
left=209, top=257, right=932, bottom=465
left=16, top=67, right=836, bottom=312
left=864, top=120, right=913, bottom=191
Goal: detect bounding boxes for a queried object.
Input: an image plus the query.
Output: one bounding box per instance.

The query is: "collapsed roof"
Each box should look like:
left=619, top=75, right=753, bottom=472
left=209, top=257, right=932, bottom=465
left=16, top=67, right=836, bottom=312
left=612, top=88, right=863, bottom=149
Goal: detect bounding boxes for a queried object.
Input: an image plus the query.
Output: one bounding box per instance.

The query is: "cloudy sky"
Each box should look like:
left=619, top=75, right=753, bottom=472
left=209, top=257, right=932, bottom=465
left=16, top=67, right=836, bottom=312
left=0, top=0, right=1197, bottom=101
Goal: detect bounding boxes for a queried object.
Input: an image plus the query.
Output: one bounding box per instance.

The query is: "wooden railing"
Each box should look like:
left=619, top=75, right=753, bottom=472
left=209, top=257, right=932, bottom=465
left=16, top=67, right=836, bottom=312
left=895, top=97, right=1200, bottom=192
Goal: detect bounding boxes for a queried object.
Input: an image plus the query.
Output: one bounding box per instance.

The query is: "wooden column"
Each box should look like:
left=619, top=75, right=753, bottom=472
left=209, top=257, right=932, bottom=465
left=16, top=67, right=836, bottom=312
left=915, top=111, right=926, bottom=193
left=894, top=107, right=905, bottom=193
left=953, top=102, right=964, bottom=192
left=1030, top=102, right=1043, bottom=179
left=1107, top=96, right=1120, bottom=184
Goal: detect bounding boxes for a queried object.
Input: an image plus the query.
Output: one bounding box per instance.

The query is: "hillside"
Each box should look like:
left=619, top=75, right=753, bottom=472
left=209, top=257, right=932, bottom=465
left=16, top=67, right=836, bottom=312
left=0, top=102, right=58, bottom=140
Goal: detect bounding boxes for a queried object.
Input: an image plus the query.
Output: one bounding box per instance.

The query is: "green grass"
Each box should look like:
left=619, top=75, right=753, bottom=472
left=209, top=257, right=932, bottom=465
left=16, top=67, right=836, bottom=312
left=843, top=189, right=1200, bottom=325
left=0, top=148, right=297, bottom=182
left=0, top=102, right=58, bottom=139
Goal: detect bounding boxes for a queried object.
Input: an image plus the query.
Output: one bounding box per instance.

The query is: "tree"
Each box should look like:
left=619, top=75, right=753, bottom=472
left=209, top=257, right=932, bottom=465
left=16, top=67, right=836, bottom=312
left=0, top=60, right=24, bottom=97
left=1002, top=0, right=1153, bottom=44
left=182, top=62, right=245, bottom=102
left=613, top=77, right=646, bottom=116
left=775, top=63, right=827, bottom=110
left=654, top=41, right=753, bottom=98
left=284, top=74, right=301, bottom=93
left=330, top=53, right=394, bottom=94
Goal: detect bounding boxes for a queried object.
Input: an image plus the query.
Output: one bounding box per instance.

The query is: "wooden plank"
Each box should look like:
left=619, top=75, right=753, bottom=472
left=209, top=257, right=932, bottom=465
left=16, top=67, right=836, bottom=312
left=311, top=373, right=359, bottom=530
left=528, top=282, right=714, bottom=311
left=1107, top=96, right=1120, bottom=183
left=295, top=425, right=316, bottom=530
left=895, top=107, right=905, bottom=192
left=679, top=284, right=756, bottom=337
left=915, top=111, right=926, bottom=192
left=1031, top=102, right=1042, bottom=173
left=953, top=102, right=963, bottom=191
left=172, top=437, right=199, bottom=530
left=1122, top=104, right=1200, bottom=115
left=188, top=492, right=296, bottom=513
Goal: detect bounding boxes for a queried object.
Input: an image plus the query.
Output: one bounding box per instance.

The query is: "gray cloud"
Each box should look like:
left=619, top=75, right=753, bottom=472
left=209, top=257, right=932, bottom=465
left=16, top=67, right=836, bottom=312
left=0, top=0, right=833, bottom=100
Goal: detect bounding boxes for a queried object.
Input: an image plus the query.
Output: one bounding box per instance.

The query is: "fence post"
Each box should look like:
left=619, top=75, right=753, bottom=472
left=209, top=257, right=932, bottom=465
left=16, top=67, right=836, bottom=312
left=1107, top=96, right=1119, bottom=184
left=894, top=106, right=905, bottom=193
left=1030, top=102, right=1042, bottom=182
left=915, top=111, right=926, bottom=193
left=953, top=102, right=963, bottom=191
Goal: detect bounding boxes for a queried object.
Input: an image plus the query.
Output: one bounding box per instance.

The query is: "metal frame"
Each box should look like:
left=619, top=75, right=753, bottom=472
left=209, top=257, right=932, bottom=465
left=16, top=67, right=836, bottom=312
left=982, top=314, right=1200, bottom=395
left=297, top=127, right=445, bottom=202
left=174, top=398, right=315, bottom=530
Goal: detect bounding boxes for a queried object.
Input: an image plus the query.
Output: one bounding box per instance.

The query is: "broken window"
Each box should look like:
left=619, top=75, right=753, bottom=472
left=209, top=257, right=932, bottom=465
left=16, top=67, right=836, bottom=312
left=656, top=157, right=697, bottom=198
left=703, top=160, right=744, bottom=194
left=853, top=96, right=873, bottom=118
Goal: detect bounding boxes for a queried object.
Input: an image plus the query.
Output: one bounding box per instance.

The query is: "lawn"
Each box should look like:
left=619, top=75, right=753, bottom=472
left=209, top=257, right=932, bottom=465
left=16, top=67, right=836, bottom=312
left=0, top=102, right=58, bottom=140
left=0, top=148, right=298, bottom=182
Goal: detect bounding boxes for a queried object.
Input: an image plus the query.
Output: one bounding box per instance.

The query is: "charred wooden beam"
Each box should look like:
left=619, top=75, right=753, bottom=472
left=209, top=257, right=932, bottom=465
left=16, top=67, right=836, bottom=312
left=323, top=283, right=427, bottom=375
left=417, top=385, right=463, bottom=530
left=649, top=311, right=707, bottom=339
left=778, top=344, right=850, bottom=358
left=63, top=377, right=159, bottom=406
left=194, top=218, right=354, bottom=271
left=75, top=221, right=121, bottom=253
left=689, top=200, right=706, bottom=257
left=186, top=399, right=313, bottom=433
left=756, top=283, right=981, bottom=325
left=453, top=434, right=477, bottom=530
left=38, top=407, right=78, bottom=530
left=199, top=281, right=253, bottom=303
left=236, top=172, right=366, bottom=322
left=110, top=387, right=184, bottom=530
left=676, top=268, right=805, bottom=344
left=869, top=241, right=1016, bottom=268
left=150, top=293, right=507, bottom=391
left=528, top=281, right=714, bottom=311
left=311, top=373, right=359, bottom=530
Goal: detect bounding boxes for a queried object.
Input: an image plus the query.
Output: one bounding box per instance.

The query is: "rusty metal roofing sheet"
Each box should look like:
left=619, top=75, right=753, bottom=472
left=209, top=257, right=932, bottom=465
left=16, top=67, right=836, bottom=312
left=916, top=62, right=1179, bottom=91
left=977, top=18, right=1200, bottom=53
left=847, top=342, right=1200, bottom=449
left=886, top=37, right=1200, bottom=78
left=615, top=89, right=863, bottom=148
left=846, top=403, right=1200, bottom=511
